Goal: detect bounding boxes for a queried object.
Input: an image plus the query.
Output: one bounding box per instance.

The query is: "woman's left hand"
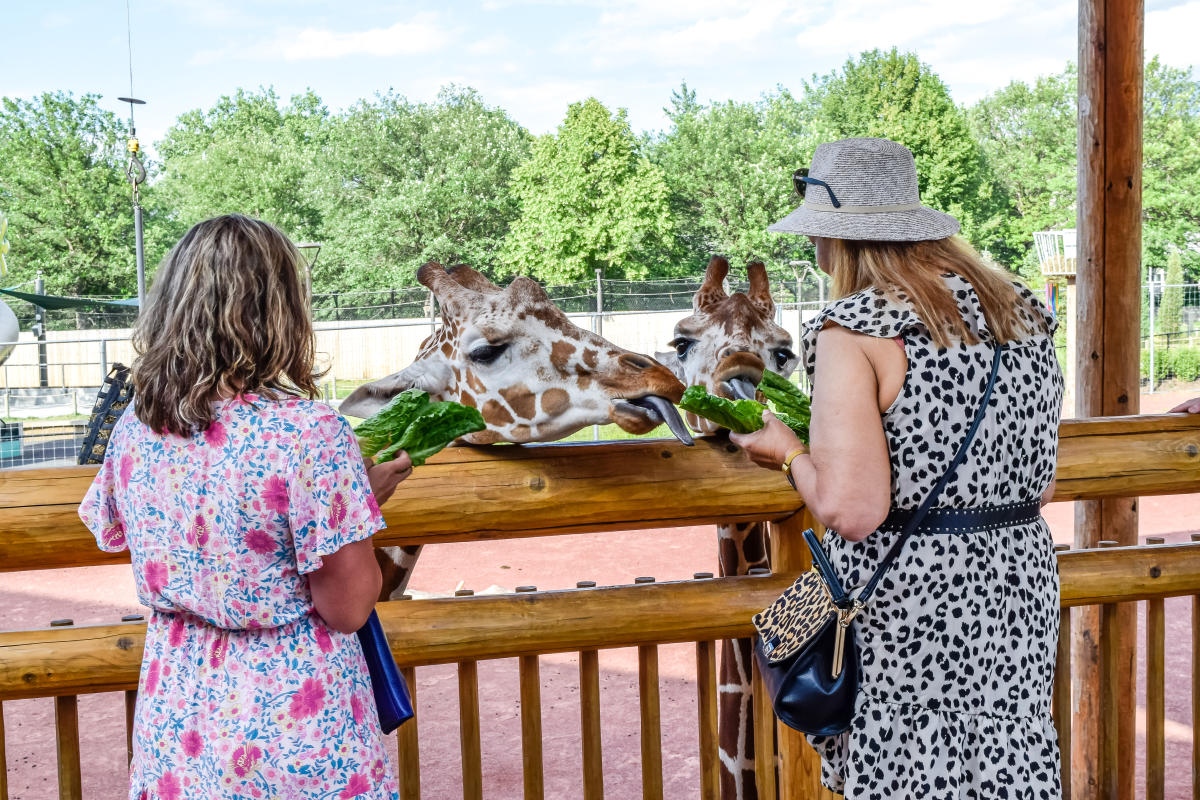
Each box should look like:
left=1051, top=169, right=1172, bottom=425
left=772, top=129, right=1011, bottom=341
left=364, top=452, right=414, bottom=506
left=729, top=410, right=806, bottom=471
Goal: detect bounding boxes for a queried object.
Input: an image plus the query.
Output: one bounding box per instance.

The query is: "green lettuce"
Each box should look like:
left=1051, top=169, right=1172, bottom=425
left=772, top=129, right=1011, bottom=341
left=678, top=385, right=766, bottom=434
left=353, top=389, right=486, bottom=466
left=677, top=372, right=811, bottom=443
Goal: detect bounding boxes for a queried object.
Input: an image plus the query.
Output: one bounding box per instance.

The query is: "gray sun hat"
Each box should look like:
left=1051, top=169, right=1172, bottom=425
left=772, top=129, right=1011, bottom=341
left=768, top=137, right=960, bottom=242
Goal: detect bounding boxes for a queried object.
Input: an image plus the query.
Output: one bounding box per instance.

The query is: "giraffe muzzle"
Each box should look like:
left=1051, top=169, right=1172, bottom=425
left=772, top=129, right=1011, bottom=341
left=617, top=395, right=695, bottom=446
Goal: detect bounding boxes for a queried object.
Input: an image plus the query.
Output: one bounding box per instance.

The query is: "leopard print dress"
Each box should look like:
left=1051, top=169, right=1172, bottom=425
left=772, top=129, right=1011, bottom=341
left=802, top=274, right=1063, bottom=799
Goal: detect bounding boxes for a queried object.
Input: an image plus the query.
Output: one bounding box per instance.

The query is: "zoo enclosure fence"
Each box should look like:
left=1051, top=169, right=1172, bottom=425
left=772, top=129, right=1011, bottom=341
left=0, top=414, right=1198, bottom=799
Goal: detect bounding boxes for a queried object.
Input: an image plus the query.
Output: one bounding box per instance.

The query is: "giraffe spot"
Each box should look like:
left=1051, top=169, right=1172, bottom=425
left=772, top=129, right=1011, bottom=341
left=441, top=341, right=454, bottom=357
left=459, top=393, right=477, bottom=408
left=541, top=388, right=570, bottom=417
left=500, top=384, right=537, bottom=420
left=466, top=370, right=486, bottom=395
left=550, top=340, right=576, bottom=371
left=510, top=424, right=532, bottom=440
left=481, top=399, right=514, bottom=426
left=582, top=348, right=599, bottom=369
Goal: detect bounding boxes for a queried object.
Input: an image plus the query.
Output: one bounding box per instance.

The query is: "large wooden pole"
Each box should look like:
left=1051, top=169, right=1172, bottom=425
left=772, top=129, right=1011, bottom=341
left=1075, top=0, right=1143, bottom=797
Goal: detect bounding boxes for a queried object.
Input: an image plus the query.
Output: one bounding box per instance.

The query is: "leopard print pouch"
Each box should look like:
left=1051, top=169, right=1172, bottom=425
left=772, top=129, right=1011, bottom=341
left=753, top=568, right=839, bottom=665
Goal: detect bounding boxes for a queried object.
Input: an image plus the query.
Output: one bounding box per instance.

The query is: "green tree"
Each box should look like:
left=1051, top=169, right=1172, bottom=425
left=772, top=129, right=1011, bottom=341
left=502, top=98, right=674, bottom=283
left=649, top=83, right=815, bottom=271
left=805, top=50, right=1000, bottom=257
left=1158, top=249, right=1184, bottom=335
left=155, top=88, right=329, bottom=244
left=316, top=86, right=532, bottom=289
left=969, top=67, right=1078, bottom=276
left=1143, top=58, right=1200, bottom=281
left=0, top=92, right=170, bottom=295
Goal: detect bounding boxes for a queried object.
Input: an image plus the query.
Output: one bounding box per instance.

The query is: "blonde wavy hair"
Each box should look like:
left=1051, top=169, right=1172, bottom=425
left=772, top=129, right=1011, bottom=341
left=824, top=236, right=1047, bottom=349
left=132, top=214, right=322, bottom=436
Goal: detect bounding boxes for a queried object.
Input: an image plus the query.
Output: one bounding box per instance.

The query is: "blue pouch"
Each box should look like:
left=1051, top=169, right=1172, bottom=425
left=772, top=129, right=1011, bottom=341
left=356, top=609, right=414, bottom=734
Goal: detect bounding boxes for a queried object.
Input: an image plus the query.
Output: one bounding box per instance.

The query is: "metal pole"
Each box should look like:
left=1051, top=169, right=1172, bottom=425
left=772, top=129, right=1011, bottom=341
left=35, top=274, right=47, bottom=389
left=1147, top=276, right=1156, bottom=392
left=594, top=268, right=604, bottom=338
left=134, top=205, right=146, bottom=308
left=99, top=339, right=108, bottom=381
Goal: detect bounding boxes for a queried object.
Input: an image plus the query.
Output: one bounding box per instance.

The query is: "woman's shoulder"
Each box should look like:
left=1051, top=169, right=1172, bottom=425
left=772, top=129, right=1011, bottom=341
left=237, top=394, right=353, bottom=437
left=804, top=285, right=922, bottom=341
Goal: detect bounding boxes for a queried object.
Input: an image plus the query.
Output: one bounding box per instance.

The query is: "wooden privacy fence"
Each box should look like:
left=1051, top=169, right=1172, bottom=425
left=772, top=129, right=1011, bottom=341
left=0, top=414, right=1197, bottom=799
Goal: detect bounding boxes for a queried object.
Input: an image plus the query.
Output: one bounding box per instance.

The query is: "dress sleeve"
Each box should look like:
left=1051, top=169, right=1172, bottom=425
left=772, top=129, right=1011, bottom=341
left=288, top=411, right=386, bottom=575
left=78, top=451, right=129, bottom=552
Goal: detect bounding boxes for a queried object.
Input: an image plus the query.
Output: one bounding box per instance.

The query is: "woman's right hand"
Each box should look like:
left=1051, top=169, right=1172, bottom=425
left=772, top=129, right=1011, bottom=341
left=1170, top=397, right=1200, bottom=414
left=365, top=452, right=413, bottom=506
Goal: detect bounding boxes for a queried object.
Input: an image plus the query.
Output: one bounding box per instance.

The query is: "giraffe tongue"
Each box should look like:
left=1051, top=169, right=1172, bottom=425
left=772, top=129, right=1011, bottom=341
left=725, top=377, right=759, bottom=401
left=628, top=395, right=694, bottom=446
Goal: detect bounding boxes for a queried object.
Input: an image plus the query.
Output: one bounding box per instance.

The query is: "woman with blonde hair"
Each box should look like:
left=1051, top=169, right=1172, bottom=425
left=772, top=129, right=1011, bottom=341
left=79, top=214, right=410, bottom=799
left=734, top=138, right=1062, bottom=798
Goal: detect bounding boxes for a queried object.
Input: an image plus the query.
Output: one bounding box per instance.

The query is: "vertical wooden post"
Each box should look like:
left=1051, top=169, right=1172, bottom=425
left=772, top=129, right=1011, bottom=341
left=768, top=509, right=822, bottom=798
left=1075, top=0, right=1143, bottom=797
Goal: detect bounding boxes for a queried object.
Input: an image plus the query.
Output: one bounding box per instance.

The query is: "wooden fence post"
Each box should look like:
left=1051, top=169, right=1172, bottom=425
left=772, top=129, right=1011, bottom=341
left=1075, top=0, right=1144, bottom=796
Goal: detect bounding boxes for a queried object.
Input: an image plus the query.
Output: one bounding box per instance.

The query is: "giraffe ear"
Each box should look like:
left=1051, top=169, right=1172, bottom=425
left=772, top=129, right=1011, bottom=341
left=446, top=264, right=501, bottom=294
left=746, top=261, right=775, bottom=317
left=338, top=359, right=454, bottom=420
left=654, top=348, right=685, bottom=382
left=695, top=256, right=729, bottom=312
left=418, top=261, right=479, bottom=319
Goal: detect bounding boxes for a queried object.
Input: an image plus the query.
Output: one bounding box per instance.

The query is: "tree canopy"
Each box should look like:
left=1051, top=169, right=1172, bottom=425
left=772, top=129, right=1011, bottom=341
left=2, top=49, right=1200, bottom=297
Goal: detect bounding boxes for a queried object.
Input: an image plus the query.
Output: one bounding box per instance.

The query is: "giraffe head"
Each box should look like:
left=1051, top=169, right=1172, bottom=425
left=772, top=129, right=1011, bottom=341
left=341, top=262, right=692, bottom=444
left=656, top=256, right=799, bottom=435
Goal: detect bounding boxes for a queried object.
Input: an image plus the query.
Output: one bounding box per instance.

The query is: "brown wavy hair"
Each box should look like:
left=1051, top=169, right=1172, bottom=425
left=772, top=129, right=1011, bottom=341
left=824, top=236, right=1048, bottom=349
left=132, top=214, right=322, bottom=436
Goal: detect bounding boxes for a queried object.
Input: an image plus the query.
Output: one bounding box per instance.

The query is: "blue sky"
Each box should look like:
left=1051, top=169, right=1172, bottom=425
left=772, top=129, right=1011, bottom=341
left=4, top=0, right=1199, bottom=152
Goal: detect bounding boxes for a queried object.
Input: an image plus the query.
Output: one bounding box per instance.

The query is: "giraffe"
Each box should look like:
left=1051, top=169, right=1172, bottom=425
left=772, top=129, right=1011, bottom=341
left=654, top=256, right=800, bottom=800
left=340, top=260, right=691, bottom=599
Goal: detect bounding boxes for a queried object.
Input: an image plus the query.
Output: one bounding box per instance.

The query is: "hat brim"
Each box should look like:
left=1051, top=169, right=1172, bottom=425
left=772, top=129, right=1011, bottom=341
left=767, top=204, right=960, bottom=242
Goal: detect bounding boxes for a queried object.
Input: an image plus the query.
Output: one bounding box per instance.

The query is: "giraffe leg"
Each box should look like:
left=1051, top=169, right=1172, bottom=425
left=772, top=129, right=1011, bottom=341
left=376, top=544, right=423, bottom=601
left=717, top=522, right=770, bottom=800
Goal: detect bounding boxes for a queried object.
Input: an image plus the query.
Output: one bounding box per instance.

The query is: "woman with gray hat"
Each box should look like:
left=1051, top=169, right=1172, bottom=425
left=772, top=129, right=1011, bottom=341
left=732, top=137, right=1062, bottom=798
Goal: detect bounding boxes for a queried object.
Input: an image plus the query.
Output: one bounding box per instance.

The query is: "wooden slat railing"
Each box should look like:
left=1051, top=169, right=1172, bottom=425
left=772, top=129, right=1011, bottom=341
left=6, top=543, right=1200, bottom=798
left=1, top=414, right=1197, bottom=574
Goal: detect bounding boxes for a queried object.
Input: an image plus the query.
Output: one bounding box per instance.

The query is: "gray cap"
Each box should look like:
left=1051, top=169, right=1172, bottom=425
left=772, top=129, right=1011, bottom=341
left=768, top=137, right=960, bottom=242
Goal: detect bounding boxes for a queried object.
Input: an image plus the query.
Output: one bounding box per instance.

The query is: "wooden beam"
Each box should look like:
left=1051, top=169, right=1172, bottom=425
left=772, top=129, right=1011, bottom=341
left=1075, top=0, right=1144, bottom=796
left=0, top=415, right=1197, bottom=574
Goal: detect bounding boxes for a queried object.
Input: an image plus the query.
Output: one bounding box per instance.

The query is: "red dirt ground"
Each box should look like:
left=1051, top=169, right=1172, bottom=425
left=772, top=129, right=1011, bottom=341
left=1, top=388, right=1197, bottom=799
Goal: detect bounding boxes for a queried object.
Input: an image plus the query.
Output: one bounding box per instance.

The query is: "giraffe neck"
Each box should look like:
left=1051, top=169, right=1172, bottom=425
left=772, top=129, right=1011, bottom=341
left=717, top=520, right=770, bottom=800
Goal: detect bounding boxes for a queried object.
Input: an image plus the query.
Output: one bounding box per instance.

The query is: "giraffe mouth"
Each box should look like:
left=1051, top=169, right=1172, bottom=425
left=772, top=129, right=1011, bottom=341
left=723, top=376, right=759, bottom=401
left=615, top=396, right=695, bottom=446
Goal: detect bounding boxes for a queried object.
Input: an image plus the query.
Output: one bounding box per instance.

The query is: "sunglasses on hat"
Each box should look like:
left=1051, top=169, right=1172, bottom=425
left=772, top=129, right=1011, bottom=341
left=792, top=168, right=842, bottom=209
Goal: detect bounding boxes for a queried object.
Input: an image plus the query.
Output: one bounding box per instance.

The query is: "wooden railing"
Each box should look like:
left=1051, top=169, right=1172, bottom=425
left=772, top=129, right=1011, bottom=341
left=0, top=414, right=1197, bottom=798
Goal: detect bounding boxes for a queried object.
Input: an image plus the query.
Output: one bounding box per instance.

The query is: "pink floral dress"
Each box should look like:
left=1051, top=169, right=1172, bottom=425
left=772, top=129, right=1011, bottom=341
left=79, top=395, right=399, bottom=800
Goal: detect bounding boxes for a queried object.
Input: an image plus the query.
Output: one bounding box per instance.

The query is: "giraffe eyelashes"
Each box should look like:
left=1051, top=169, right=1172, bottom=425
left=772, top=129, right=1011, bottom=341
left=670, top=337, right=697, bottom=361
left=467, top=342, right=510, bottom=365
left=772, top=348, right=797, bottom=371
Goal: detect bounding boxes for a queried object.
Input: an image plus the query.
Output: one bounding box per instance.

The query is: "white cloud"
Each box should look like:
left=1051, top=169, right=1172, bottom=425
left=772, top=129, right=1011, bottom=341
left=1146, top=1, right=1200, bottom=70
left=559, top=0, right=791, bottom=68
left=468, top=34, right=513, bottom=56
left=192, top=14, right=453, bottom=64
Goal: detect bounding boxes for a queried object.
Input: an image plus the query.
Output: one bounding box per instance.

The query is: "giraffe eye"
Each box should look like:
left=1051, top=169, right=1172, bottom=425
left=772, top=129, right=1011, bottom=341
left=772, top=347, right=796, bottom=371
left=670, top=337, right=696, bottom=361
left=468, top=343, right=509, bottom=365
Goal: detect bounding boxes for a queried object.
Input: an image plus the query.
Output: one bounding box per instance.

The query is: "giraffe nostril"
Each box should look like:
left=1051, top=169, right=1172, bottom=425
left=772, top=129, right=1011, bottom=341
left=619, top=353, right=659, bottom=371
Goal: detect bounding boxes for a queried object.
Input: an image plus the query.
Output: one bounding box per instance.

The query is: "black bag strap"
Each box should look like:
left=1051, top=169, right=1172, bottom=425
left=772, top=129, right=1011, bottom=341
left=855, top=344, right=1006, bottom=605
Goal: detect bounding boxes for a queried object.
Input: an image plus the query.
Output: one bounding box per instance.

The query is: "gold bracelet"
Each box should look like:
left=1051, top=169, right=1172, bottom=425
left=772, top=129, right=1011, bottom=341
left=780, top=447, right=807, bottom=475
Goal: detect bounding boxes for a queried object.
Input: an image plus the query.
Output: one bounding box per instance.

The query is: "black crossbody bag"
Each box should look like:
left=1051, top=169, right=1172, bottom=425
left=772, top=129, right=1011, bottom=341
left=752, top=345, right=1007, bottom=735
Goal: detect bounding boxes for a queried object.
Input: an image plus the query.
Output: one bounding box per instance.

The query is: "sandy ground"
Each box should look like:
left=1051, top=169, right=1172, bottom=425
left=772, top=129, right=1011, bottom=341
left=0, top=388, right=1198, bottom=799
